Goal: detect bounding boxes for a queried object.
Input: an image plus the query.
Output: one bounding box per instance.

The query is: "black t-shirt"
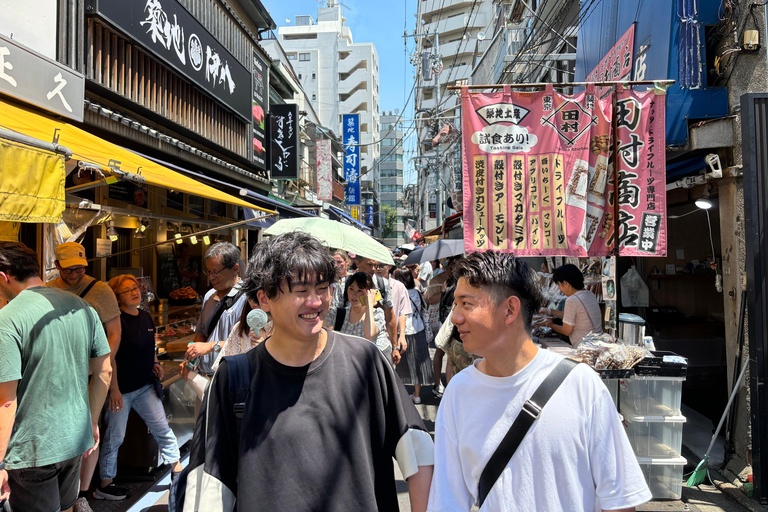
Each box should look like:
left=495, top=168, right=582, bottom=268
left=188, top=330, right=428, bottom=511
left=114, top=310, right=156, bottom=393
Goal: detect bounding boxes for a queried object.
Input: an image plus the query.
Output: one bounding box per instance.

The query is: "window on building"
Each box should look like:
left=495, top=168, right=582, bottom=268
left=287, top=53, right=297, bottom=60
left=312, top=71, right=316, bottom=79
left=312, top=92, right=316, bottom=100
left=299, top=53, right=311, bottom=61
left=298, top=73, right=303, bottom=80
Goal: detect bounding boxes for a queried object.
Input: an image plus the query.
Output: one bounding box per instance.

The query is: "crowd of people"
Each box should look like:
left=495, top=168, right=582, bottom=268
left=0, top=233, right=650, bottom=512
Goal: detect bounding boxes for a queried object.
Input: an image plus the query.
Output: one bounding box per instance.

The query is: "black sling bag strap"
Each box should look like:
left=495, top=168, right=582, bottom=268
left=334, top=306, right=346, bottom=331
left=79, top=279, right=98, bottom=299
left=477, top=358, right=579, bottom=508
left=205, top=289, right=244, bottom=336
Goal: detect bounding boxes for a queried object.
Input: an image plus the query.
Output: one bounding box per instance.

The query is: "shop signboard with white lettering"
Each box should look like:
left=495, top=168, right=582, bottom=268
left=251, top=50, right=269, bottom=170
left=316, top=139, right=333, bottom=201
left=91, top=0, right=251, bottom=120
left=0, top=33, right=84, bottom=122
left=343, top=114, right=360, bottom=205
left=269, top=103, right=299, bottom=180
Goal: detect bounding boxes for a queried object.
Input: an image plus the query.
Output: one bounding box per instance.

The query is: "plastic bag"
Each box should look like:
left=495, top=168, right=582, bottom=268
left=620, top=265, right=649, bottom=307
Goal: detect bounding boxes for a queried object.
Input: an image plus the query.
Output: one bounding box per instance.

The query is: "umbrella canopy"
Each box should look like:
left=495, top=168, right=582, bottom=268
left=402, top=239, right=464, bottom=266
left=265, top=218, right=395, bottom=265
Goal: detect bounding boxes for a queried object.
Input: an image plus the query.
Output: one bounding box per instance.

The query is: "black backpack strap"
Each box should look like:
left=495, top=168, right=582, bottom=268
left=334, top=307, right=346, bottom=331
left=477, top=358, right=579, bottom=507
left=79, top=279, right=98, bottom=299
left=225, top=353, right=252, bottom=435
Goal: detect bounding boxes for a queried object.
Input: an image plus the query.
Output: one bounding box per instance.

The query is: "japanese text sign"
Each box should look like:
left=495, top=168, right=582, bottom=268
left=461, top=83, right=666, bottom=257
left=585, top=24, right=635, bottom=98
left=343, top=114, right=360, bottom=205
left=0, top=33, right=84, bottom=122
left=366, top=204, right=374, bottom=225
left=269, top=103, right=299, bottom=180
left=251, top=51, right=269, bottom=171
left=316, top=139, right=332, bottom=201
left=93, top=0, right=251, bottom=120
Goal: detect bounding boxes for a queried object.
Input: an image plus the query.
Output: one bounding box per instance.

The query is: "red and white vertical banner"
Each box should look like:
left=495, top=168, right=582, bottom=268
left=461, top=83, right=666, bottom=257
left=615, top=86, right=667, bottom=256
left=316, top=139, right=332, bottom=202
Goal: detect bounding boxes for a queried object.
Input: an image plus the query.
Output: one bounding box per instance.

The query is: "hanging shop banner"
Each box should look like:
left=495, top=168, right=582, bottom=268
left=251, top=51, right=269, bottom=170
left=343, top=114, right=361, bottom=205
left=614, top=85, right=667, bottom=256
left=366, top=204, right=374, bottom=225
left=269, top=103, right=299, bottom=180
left=461, top=84, right=667, bottom=257
left=585, top=24, right=635, bottom=98
left=92, top=0, right=251, bottom=120
left=316, top=139, right=333, bottom=201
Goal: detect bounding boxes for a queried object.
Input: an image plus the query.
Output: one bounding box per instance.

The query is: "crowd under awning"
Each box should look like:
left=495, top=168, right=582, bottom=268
left=0, top=99, right=273, bottom=222
left=326, top=204, right=372, bottom=235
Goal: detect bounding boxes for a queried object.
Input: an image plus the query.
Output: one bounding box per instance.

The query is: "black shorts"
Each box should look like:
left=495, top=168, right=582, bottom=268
left=7, top=453, right=83, bottom=512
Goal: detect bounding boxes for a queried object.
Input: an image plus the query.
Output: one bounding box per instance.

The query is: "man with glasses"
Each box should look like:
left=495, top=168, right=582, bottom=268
left=182, top=242, right=247, bottom=380
left=50, top=242, right=122, bottom=510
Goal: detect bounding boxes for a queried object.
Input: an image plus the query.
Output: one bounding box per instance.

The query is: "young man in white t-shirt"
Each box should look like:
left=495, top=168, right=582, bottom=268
left=427, top=251, right=651, bottom=512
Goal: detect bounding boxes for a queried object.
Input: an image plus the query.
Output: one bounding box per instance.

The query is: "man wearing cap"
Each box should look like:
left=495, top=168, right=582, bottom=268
left=49, top=242, right=123, bottom=509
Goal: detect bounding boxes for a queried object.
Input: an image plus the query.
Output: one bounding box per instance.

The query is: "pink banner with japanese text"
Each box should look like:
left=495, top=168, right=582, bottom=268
left=586, top=24, right=635, bottom=98
left=461, top=84, right=666, bottom=257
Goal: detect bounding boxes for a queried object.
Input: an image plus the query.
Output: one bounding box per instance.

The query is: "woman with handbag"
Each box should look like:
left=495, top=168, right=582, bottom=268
left=393, top=268, right=435, bottom=404
left=96, top=275, right=182, bottom=501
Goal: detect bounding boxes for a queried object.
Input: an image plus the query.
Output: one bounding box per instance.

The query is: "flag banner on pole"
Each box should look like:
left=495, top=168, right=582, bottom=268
left=461, top=84, right=666, bottom=257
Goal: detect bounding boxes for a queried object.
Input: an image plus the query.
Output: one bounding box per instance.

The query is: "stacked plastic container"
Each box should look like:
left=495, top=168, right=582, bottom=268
left=620, top=374, right=686, bottom=500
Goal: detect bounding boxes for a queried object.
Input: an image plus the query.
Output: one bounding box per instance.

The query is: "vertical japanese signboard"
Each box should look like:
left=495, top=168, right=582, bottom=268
left=269, top=103, right=299, bottom=180
left=366, top=203, right=374, bottom=225
left=316, top=139, right=333, bottom=201
left=251, top=51, right=269, bottom=170
left=461, top=83, right=666, bottom=257
left=585, top=24, right=636, bottom=98
left=343, top=114, right=361, bottom=205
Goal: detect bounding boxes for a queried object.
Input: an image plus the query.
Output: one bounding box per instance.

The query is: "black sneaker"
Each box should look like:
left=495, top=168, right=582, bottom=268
left=93, top=483, right=129, bottom=501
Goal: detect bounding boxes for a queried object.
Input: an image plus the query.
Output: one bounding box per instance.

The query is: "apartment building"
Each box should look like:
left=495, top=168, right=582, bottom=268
left=278, top=0, right=380, bottom=180
left=377, top=112, right=406, bottom=247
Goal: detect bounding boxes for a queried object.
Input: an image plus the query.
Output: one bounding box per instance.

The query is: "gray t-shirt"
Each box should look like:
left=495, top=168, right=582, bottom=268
left=49, top=275, right=121, bottom=324
left=0, top=287, right=110, bottom=469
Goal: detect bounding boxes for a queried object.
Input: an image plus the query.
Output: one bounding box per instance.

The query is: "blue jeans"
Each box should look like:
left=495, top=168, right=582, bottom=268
left=99, top=383, right=180, bottom=481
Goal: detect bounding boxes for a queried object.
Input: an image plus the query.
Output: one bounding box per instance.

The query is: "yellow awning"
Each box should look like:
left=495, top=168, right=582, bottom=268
left=0, top=137, right=65, bottom=223
left=0, top=99, right=274, bottom=214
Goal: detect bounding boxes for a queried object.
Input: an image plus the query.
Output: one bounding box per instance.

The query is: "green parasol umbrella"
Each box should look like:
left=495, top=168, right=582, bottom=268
left=264, top=217, right=395, bottom=265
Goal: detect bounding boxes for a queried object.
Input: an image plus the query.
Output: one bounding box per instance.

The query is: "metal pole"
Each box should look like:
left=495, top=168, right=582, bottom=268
left=446, top=80, right=675, bottom=90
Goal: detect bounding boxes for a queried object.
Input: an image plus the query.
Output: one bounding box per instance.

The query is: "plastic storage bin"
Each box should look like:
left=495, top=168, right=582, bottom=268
left=636, top=456, right=687, bottom=500
left=602, top=379, right=619, bottom=408
left=620, top=376, right=683, bottom=416
left=622, top=411, right=685, bottom=458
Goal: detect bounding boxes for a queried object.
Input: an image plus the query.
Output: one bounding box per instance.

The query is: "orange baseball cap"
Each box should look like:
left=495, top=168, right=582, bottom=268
left=55, top=242, right=88, bottom=268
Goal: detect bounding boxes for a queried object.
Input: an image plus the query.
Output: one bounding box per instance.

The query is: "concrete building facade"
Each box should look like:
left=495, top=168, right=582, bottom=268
left=377, top=112, right=405, bottom=247
left=278, top=0, right=380, bottom=180
left=413, top=0, right=494, bottom=232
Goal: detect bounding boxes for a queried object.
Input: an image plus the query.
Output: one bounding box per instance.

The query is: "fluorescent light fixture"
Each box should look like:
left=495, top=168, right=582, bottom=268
left=190, top=235, right=198, bottom=244
left=203, top=235, right=211, bottom=245
left=174, top=233, right=183, bottom=244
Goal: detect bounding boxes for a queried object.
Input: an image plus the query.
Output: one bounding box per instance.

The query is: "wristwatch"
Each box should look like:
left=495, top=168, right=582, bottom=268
left=213, top=341, right=221, bottom=352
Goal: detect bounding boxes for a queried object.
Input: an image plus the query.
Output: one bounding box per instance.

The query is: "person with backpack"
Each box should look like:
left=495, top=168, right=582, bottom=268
left=324, top=271, right=391, bottom=361
left=427, top=252, right=650, bottom=511
left=392, top=268, right=435, bottom=405
left=173, top=232, right=433, bottom=512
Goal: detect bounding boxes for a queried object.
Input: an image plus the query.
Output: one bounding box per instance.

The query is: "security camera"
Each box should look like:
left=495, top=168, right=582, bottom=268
left=706, top=154, right=722, bottom=178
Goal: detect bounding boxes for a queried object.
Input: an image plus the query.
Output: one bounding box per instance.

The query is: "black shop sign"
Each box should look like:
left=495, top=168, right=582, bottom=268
left=91, top=0, right=251, bottom=120
left=269, top=103, right=299, bottom=180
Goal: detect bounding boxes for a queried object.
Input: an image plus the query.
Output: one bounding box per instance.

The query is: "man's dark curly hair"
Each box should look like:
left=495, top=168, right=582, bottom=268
left=242, top=231, right=337, bottom=301
left=453, top=251, right=544, bottom=332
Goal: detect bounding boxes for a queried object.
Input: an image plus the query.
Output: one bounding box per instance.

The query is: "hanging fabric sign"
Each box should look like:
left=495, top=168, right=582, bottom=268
left=614, top=85, right=667, bottom=256
left=461, top=84, right=666, bottom=257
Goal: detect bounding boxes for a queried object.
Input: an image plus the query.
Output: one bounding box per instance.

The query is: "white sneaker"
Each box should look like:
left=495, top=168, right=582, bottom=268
left=432, top=382, right=445, bottom=397
left=73, top=497, right=94, bottom=512
left=411, top=395, right=422, bottom=404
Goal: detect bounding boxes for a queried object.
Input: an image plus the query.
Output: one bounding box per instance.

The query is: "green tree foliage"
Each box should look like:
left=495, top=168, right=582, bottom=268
left=381, top=204, right=398, bottom=238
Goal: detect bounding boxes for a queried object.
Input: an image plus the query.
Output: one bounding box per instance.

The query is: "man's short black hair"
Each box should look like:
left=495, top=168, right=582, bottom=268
left=242, top=232, right=337, bottom=301
left=0, top=242, right=40, bottom=282
left=453, top=251, right=544, bottom=332
left=552, top=264, right=585, bottom=290
left=343, top=271, right=374, bottom=306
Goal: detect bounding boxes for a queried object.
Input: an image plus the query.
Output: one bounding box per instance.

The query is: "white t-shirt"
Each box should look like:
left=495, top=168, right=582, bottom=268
left=563, top=290, right=603, bottom=347
left=428, top=348, right=651, bottom=512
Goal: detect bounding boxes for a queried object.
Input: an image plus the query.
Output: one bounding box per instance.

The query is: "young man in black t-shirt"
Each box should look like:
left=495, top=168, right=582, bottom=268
left=182, top=232, right=433, bottom=511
